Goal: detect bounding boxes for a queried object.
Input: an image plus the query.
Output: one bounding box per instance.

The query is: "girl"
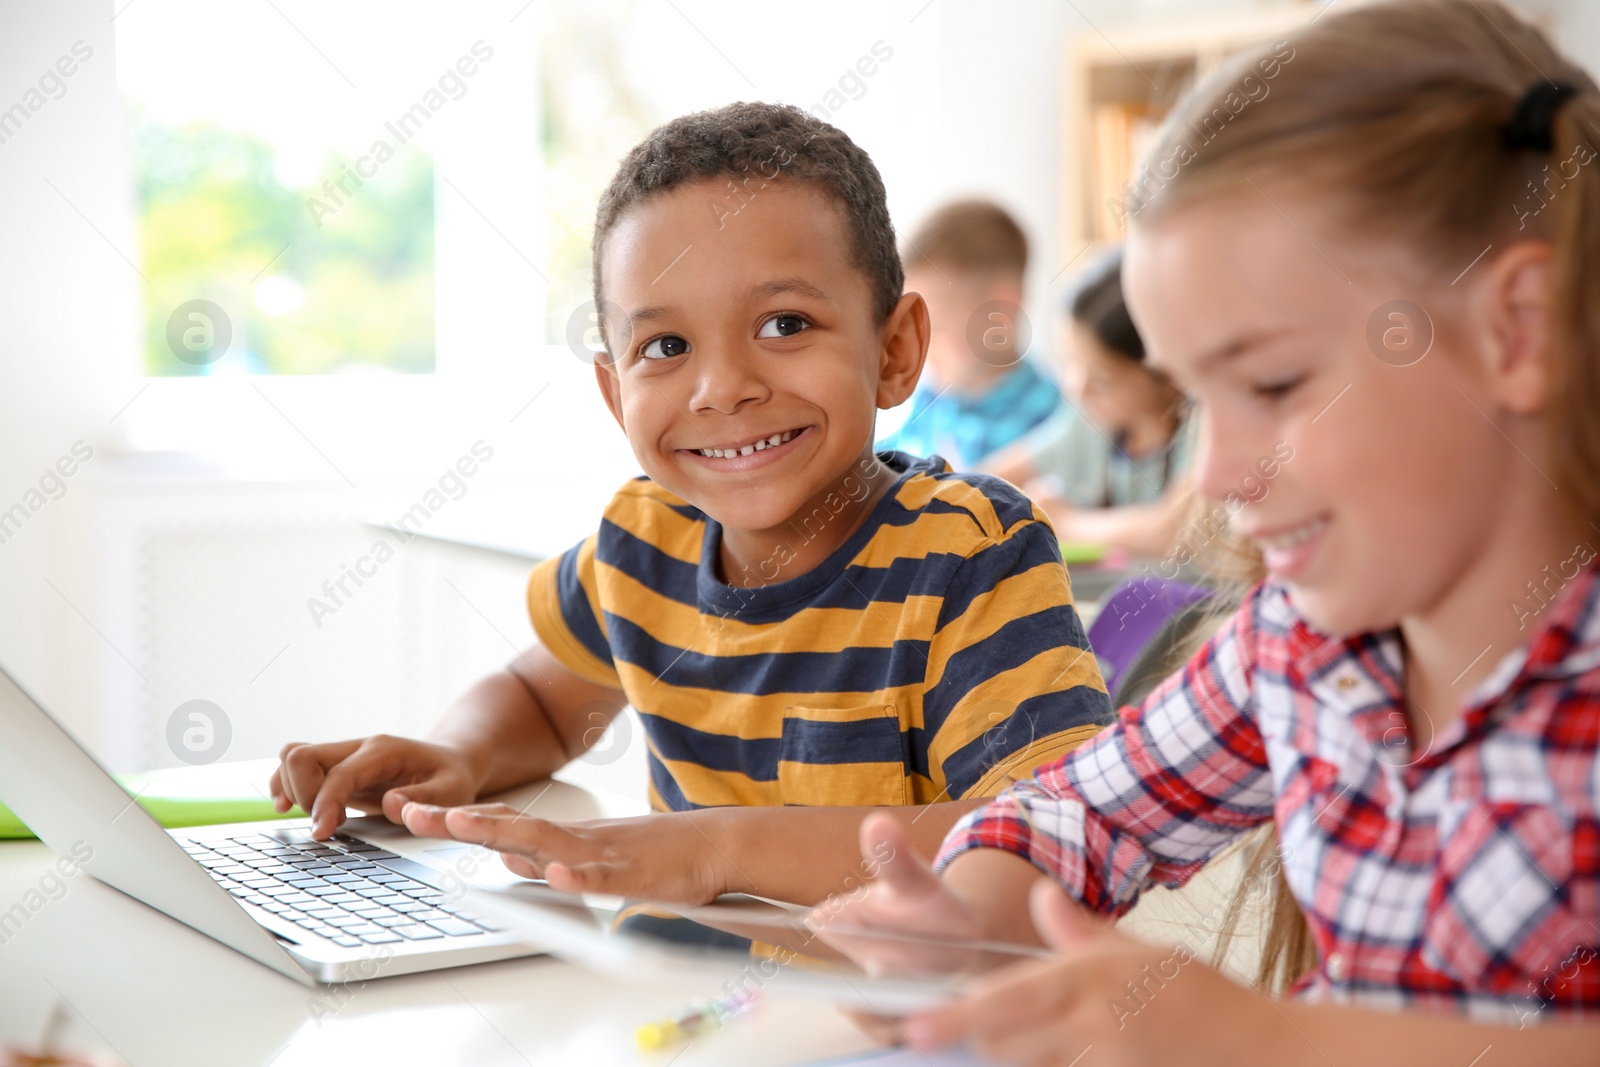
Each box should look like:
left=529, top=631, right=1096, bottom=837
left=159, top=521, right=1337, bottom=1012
left=818, top=1, right=1599, bottom=1062
left=985, top=245, right=1193, bottom=557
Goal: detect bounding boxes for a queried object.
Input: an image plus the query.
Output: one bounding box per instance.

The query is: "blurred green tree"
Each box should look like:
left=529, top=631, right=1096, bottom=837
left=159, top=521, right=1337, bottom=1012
left=131, top=103, right=435, bottom=376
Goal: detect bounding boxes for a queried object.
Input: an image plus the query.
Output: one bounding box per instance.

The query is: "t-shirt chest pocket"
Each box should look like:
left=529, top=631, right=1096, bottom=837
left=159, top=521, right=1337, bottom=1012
left=776, top=702, right=912, bottom=807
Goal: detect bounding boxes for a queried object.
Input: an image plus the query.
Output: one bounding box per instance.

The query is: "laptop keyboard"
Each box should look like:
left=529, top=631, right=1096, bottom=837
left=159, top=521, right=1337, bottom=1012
left=179, top=828, right=502, bottom=949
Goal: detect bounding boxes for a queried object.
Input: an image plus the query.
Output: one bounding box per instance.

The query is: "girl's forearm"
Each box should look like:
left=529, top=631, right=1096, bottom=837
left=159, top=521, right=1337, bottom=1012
left=1265, top=1000, right=1597, bottom=1066
left=939, top=846, right=1050, bottom=946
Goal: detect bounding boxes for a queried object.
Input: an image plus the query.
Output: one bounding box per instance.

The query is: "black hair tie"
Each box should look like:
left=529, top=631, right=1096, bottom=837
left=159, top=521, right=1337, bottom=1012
left=1504, top=81, right=1578, bottom=152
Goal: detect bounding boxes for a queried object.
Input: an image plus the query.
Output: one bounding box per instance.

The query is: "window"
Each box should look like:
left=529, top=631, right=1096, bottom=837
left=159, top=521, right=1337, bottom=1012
left=128, top=100, right=436, bottom=376
left=114, top=1, right=535, bottom=380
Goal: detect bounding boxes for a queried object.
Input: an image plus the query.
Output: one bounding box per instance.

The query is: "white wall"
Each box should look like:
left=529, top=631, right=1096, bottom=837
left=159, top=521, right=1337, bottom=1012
left=1524, top=0, right=1600, bottom=73
left=0, top=0, right=139, bottom=742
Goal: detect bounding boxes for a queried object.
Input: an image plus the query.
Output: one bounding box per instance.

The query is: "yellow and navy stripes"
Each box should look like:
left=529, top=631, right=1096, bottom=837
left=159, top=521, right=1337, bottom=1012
left=527, top=451, right=1110, bottom=812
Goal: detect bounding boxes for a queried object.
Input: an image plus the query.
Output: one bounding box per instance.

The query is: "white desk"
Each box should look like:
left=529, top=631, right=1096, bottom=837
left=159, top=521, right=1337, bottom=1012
left=0, top=761, right=885, bottom=1067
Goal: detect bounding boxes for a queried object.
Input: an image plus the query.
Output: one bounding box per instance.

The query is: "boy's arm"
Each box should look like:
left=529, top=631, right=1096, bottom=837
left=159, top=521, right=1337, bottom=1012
left=273, top=641, right=627, bottom=837
left=430, top=642, right=628, bottom=794
left=706, top=799, right=990, bottom=901
left=404, top=796, right=992, bottom=907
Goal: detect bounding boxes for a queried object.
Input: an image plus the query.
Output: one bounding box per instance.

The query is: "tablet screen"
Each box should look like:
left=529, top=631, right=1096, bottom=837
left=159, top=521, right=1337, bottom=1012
left=461, top=881, right=1019, bottom=1014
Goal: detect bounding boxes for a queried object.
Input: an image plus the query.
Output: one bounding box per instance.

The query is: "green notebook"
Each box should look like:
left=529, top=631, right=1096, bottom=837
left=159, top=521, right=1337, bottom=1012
left=0, top=773, right=302, bottom=840
left=1061, top=541, right=1106, bottom=565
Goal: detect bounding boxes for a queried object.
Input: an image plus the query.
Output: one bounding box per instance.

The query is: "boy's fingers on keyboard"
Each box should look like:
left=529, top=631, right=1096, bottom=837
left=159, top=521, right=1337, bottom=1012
left=380, top=779, right=466, bottom=824
left=381, top=790, right=411, bottom=823
left=281, top=739, right=343, bottom=814
left=280, top=741, right=349, bottom=821
left=267, top=766, right=287, bottom=811
left=307, top=739, right=399, bottom=836
left=398, top=801, right=455, bottom=839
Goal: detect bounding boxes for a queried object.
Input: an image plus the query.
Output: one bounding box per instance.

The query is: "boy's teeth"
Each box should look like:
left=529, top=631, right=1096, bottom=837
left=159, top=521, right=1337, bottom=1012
left=697, top=429, right=797, bottom=458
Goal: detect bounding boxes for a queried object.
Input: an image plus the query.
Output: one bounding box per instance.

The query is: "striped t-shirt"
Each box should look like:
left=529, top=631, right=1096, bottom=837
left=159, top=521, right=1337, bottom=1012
left=526, top=450, right=1111, bottom=812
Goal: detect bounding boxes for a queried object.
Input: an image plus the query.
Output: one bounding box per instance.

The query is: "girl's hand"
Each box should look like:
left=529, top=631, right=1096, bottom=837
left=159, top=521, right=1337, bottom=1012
left=902, top=878, right=1283, bottom=1067
left=811, top=813, right=995, bottom=977
left=399, top=802, right=732, bottom=905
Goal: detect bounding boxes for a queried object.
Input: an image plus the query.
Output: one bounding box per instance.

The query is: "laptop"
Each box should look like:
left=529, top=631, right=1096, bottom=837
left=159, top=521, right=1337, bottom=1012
left=0, top=661, right=547, bottom=986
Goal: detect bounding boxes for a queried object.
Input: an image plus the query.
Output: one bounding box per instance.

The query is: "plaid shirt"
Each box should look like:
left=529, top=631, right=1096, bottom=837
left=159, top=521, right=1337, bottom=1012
left=938, top=566, right=1600, bottom=1022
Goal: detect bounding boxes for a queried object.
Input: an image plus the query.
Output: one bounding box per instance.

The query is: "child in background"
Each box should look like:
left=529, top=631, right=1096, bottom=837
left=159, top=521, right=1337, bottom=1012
left=821, top=1, right=1599, bottom=1061
left=877, top=200, right=1061, bottom=468
left=271, top=103, right=1111, bottom=910
left=984, top=245, right=1193, bottom=557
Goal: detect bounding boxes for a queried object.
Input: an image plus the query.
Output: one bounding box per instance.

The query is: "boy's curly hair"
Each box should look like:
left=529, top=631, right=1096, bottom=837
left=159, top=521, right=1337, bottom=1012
left=592, top=101, right=903, bottom=326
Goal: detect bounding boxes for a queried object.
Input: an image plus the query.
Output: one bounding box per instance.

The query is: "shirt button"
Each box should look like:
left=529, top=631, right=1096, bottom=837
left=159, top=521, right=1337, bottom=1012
left=1326, top=951, right=1348, bottom=981
left=1336, top=675, right=1359, bottom=691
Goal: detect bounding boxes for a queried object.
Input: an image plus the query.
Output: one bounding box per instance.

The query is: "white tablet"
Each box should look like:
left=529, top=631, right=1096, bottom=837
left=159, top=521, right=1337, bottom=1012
left=461, top=882, right=1042, bottom=1014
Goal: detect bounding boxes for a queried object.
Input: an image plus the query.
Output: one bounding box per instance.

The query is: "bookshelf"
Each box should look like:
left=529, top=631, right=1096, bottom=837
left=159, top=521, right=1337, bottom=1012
left=1059, top=3, right=1323, bottom=254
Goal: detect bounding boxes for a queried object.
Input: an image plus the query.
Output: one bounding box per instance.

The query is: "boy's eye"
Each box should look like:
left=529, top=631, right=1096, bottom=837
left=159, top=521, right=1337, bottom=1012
left=640, top=335, right=690, bottom=361
left=757, top=314, right=809, bottom=339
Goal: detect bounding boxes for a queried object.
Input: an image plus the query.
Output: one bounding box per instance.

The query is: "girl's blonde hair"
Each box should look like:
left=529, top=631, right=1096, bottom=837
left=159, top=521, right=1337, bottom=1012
left=1128, top=0, right=1600, bottom=991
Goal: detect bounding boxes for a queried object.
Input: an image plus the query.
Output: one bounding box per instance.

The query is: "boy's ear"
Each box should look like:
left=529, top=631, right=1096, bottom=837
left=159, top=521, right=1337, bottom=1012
left=876, top=291, right=930, bottom=409
left=1478, top=240, right=1553, bottom=416
left=593, top=355, right=627, bottom=430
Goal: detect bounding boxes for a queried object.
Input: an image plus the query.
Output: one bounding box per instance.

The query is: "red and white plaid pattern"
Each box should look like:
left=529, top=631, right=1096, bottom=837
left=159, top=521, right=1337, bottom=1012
left=937, top=567, right=1600, bottom=1021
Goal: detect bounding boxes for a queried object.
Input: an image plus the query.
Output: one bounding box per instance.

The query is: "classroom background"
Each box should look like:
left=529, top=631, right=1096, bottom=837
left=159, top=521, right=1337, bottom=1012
left=2, top=0, right=1596, bottom=790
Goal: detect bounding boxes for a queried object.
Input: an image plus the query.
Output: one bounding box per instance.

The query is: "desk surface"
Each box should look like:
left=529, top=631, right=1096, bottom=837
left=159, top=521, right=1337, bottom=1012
left=0, top=761, right=886, bottom=1067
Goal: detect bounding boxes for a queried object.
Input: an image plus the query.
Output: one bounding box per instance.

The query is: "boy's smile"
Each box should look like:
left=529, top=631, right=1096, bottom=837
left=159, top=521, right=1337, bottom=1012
left=594, top=178, right=925, bottom=585
left=682, top=425, right=808, bottom=468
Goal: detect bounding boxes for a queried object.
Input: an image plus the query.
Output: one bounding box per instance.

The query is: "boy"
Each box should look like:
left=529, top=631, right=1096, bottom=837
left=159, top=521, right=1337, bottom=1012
left=271, top=103, right=1109, bottom=906
left=877, top=199, right=1062, bottom=469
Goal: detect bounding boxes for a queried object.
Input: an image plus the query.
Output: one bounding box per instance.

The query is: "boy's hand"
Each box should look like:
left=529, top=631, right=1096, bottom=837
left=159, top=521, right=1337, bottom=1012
left=270, top=735, right=480, bottom=839
left=811, top=812, right=993, bottom=977
left=896, top=878, right=1276, bottom=1067
left=398, top=802, right=733, bottom=905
